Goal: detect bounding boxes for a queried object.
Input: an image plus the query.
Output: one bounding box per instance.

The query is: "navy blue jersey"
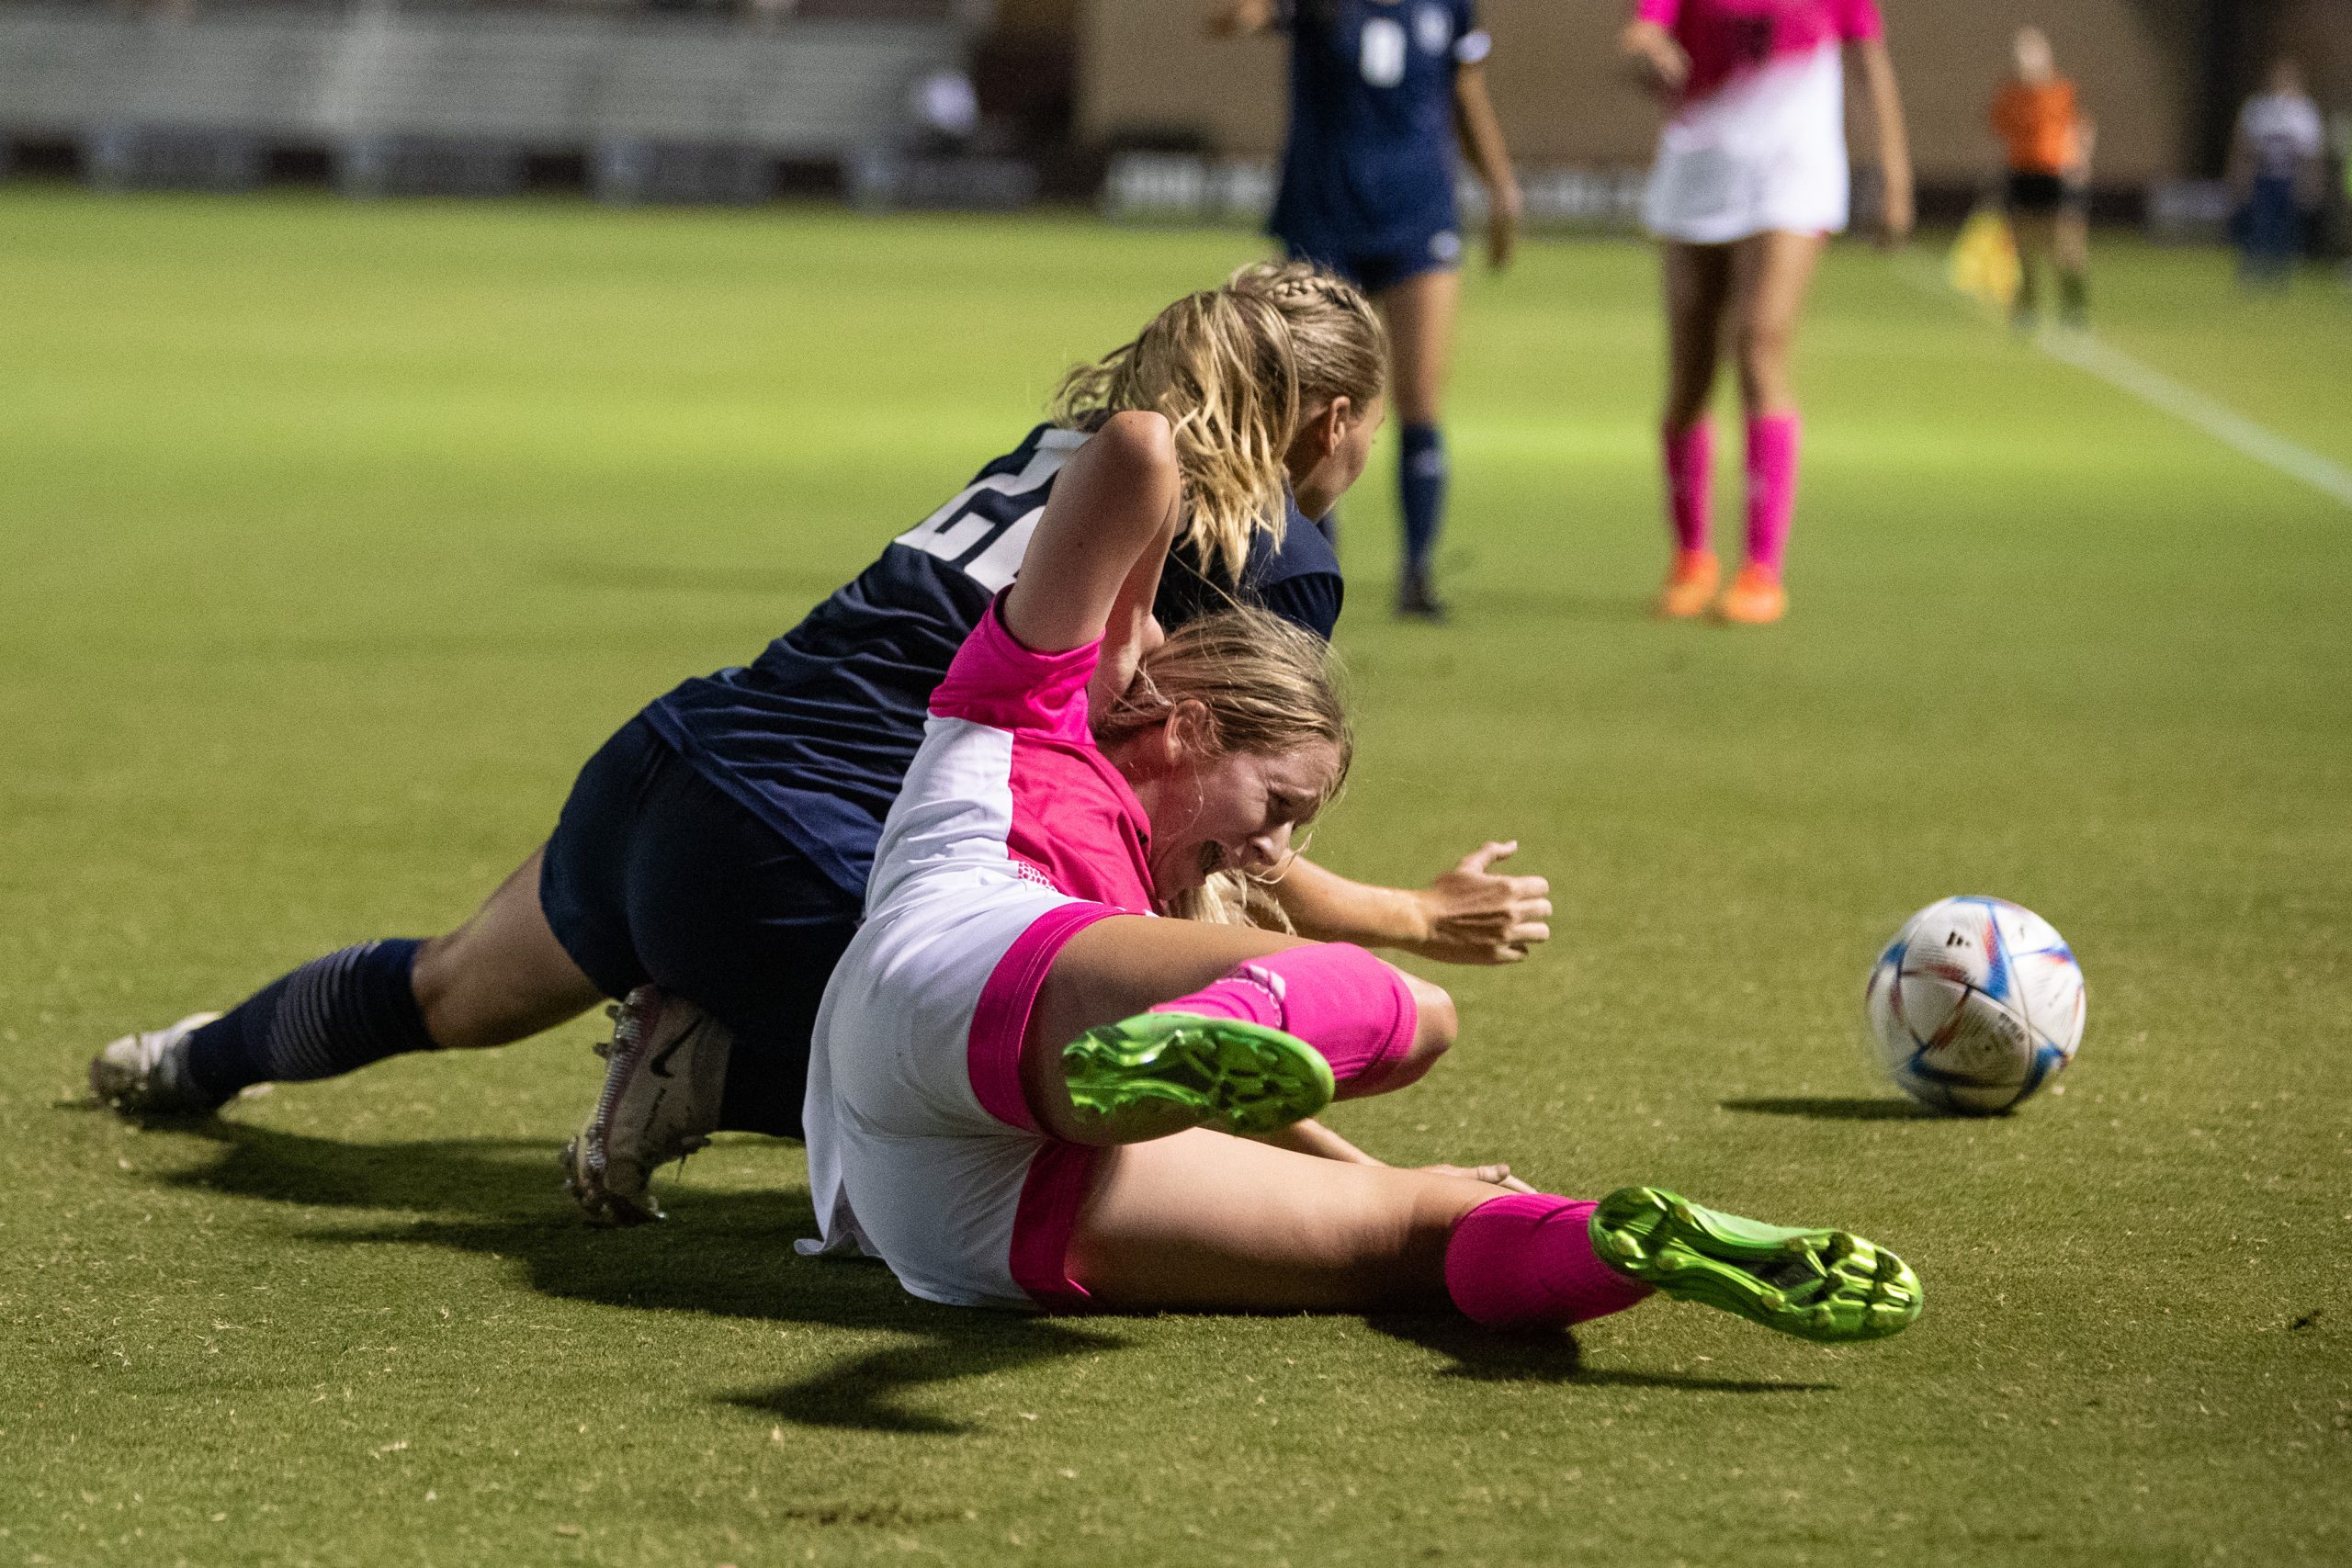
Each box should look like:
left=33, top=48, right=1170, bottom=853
left=1268, top=0, right=1489, bottom=258
left=639, top=424, right=1343, bottom=897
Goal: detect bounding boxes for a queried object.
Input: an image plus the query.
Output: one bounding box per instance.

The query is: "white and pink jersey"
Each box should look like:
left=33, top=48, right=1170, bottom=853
left=1636, top=0, right=1883, bottom=243
left=799, top=601, right=1149, bottom=1311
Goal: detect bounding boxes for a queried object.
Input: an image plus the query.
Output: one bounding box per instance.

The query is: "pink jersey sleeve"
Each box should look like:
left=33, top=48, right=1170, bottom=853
left=1836, top=0, right=1883, bottom=41
left=1634, top=0, right=1679, bottom=24
left=930, top=596, right=1098, bottom=745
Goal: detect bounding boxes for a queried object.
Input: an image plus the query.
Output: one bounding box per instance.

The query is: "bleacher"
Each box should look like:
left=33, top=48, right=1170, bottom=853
left=0, top=2, right=977, bottom=196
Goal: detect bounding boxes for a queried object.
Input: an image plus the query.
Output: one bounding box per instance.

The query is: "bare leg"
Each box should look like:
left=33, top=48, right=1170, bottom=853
left=1068, top=1128, right=1504, bottom=1311
left=2010, top=209, right=2055, bottom=323
left=1377, top=267, right=1460, bottom=428
left=2052, top=209, right=2091, bottom=321
left=1660, top=242, right=1736, bottom=436
left=410, top=846, right=607, bottom=1049
left=1728, top=231, right=1826, bottom=418
left=1021, top=916, right=1457, bottom=1145
left=1063, top=1129, right=1922, bottom=1345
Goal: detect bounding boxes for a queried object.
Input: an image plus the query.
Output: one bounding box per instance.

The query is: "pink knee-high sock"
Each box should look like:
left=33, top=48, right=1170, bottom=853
left=1443, top=1193, right=1655, bottom=1329
left=1150, top=943, right=1417, bottom=1097
left=1663, top=422, right=1714, bottom=554
left=1744, top=412, right=1801, bottom=578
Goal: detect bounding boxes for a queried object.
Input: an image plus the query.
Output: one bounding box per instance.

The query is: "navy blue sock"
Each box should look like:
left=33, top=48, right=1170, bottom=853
left=183, top=939, right=438, bottom=1100
left=1399, top=422, right=1447, bottom=575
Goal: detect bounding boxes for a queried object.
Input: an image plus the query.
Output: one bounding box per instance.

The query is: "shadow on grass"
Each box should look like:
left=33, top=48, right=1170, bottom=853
left=1365, top=1315, right=1837, bottom=1394
left=164, top=1122, right=1125, bottom=1435
left=158, top=1123, right=1838, bottom=1426
left=1719, top=1096, right=1936, bottom=1122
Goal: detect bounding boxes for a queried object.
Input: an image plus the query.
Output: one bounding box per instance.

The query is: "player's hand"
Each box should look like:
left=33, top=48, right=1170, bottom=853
left=1405, top=840, right=1552, bottom=965
left=1620, top=22, right=1689, bottom=100
left=1419, top=1163, right=1538, bottom=1194
left=1486, top=188, right=1522, bottom=272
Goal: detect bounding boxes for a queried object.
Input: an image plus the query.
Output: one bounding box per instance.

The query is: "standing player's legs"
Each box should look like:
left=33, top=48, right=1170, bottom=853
left=1718, top=230, right=1826, bottom=626
left=1064, top=1128, right=1922, bottom=1343
left=1655, top=242, right=1736, bottom=617
left=1378, top=266, right=1462, bottom=619
left=2052, top=204, right=2092, bottom=325
left=2240, top=175, right=2302, bottom=289
left=2009, top=208, right=2057, bottom=329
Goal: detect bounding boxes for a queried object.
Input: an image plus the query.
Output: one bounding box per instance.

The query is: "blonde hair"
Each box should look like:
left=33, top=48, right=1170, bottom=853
left=1095, top=606, right=1352, bottom=924
left=1051, top=262, right=1385, bottom=583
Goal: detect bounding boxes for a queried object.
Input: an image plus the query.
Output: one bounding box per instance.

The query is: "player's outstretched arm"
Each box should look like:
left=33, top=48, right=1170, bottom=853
left=1002, top=409, right=1182, bottom=659
left=1269, top=841, right=1552, bottom=965
left=1855, top=38, right=1915, bottom=244
left=1452, top=62, right=1521, bottom=270
left=1619, top=19, right=1689, bottom=99
left=1205, top=0, right=1277, bottom=39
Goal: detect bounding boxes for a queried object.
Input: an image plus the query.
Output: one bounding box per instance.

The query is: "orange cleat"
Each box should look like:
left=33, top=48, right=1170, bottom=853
left=1715, top=564, right=1788, bottom=626
left=1654, top=548, right=1721, bottom=619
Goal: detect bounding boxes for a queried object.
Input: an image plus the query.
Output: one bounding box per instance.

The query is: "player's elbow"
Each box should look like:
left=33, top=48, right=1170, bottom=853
left=1091, top=409, right=1179, bottom=481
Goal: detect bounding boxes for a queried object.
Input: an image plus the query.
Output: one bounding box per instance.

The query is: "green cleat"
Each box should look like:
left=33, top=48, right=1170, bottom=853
left=1589, top=1187, right=1923, bottom=1345
left=1062, top=1011, right=1334, bottom=1137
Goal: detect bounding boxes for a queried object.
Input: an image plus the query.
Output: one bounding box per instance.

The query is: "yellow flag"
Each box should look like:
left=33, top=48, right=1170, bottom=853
left=1948, top=206, right=2021, bottom=311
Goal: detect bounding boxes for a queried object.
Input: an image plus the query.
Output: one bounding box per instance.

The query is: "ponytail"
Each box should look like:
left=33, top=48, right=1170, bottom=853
left=1052, top=262, right=1385, bottom=582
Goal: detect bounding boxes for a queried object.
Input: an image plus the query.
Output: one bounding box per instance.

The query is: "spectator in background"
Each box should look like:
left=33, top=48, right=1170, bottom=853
left=1990, top=27, right=2093, bottom=330
left=2230, top=56, right=2324, bottom=289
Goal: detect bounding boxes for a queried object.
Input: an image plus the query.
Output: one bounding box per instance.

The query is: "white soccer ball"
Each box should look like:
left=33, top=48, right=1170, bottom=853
left=1864, top=897, right=2086, bottom=1115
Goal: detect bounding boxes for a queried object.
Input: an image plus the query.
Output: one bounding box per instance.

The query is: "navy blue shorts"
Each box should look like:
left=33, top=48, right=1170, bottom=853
left=539, top=716, right=864, bottom=1140
left=1276, top=220, right=1462, bottom=295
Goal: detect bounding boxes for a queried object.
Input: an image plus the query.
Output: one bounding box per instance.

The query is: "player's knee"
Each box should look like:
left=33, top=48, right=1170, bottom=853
left=410, top=930, right=535, bottom=1052
left=1399, top=972, right=1457, bottom=1076
left=406, top=932, right=471, bottom=1048
left=1738, top=321, right=1794, bottom=382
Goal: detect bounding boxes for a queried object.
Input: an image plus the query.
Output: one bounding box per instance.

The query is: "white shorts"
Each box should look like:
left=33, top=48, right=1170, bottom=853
left=799, top=884, right=1114, bottom=1311
left=1643, top=45, right=1852, bottom=245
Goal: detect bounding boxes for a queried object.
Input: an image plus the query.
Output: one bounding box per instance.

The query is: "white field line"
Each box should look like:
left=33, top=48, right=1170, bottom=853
left=1899, top=260, right=2352, bottom=512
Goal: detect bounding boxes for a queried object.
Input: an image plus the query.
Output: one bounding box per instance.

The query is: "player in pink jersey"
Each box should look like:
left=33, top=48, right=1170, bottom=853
left=1622, top=0, right=1913, bottom=625
left=795, top=406, right=1923, bottom=1349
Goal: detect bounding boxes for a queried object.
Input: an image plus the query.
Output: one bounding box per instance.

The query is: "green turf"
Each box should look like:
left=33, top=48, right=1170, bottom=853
left=3, top=186, right=2348, bottom=1566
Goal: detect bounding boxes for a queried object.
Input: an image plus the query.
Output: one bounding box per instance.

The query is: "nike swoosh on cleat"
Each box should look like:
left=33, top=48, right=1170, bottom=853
left=646, top=1027, right=689, bottom=1079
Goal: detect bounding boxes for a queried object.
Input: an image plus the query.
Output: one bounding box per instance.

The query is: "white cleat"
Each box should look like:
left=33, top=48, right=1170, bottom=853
left=89, top=1012, right=225, bottom=1117
left=560, top=986, right=731, bottom=1226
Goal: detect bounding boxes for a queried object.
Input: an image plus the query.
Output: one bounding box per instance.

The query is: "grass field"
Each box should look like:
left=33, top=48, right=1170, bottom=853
left=3, top=186, right=2348, bottom=1567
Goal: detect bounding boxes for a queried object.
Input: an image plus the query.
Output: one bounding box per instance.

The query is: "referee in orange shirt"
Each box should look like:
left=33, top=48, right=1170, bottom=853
left=1991, top=27, right=2094, bottom=328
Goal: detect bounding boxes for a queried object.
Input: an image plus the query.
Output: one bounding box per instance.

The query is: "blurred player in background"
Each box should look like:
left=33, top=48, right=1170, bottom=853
left=1991, top=26, right=2094, bottom=331
left=2231, top=57, right=2325, bottom=290
left=1210, top=0, right=1521, bottom=620
left=1622, top=0, right=1912, bottom=626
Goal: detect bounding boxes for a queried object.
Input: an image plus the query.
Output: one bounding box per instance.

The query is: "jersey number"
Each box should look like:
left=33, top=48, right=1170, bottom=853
left=1359, top=17, right=1407, bottom=87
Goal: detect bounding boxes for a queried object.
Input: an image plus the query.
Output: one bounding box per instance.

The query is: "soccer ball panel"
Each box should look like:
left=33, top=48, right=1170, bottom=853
left=2013, top=948, right=2087, bottom=1058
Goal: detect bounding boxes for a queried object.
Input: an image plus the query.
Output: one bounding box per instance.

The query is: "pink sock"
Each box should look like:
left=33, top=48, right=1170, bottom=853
left=1744, top=412, right=1801, bottom=578
left=1443, top=1193, right=1654, bottom=1329
left=1663, top=422, right=1713, bottom=554
left=1150, top=943, right=1417, bottom=1097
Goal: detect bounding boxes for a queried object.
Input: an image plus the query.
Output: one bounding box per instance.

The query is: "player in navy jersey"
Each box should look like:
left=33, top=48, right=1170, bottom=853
left=1213, top=0, right=1521, bottom=619
left=91, top=263, right=1555, bottom=1223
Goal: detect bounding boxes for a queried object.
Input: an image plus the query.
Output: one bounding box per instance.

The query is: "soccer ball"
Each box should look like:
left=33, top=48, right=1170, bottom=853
left=1864, top=897, right=2086, bottom=1115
